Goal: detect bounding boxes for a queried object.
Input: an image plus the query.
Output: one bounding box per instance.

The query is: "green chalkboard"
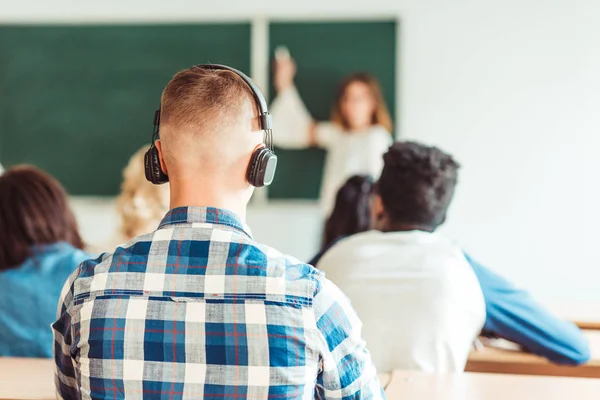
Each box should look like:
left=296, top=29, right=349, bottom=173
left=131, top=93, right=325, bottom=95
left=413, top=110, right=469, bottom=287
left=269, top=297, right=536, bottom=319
left=268, top=20, right=397, bottom=200
left=0, top=23, right=251, bottom=195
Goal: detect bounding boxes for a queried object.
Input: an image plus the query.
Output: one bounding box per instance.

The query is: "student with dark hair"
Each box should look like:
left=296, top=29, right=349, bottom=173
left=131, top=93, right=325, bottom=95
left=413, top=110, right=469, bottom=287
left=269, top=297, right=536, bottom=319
left=0, top=166, right=90, bottom=357
left=318, top=142, right=486, bottom=372
left=316, top=142, right=590, bottom=370
left=309, top=175, right=374, bottom=266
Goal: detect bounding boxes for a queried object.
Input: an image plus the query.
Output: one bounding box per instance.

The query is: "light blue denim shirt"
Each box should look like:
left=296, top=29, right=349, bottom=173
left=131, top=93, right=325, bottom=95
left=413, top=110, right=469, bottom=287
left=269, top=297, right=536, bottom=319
left=0, top=242, right=90, bottom=357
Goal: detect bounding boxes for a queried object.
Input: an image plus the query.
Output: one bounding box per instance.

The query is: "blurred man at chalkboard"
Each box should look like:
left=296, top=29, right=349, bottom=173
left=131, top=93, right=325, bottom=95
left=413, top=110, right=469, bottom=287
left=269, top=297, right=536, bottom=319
left=271, top=53, right=393, bottom=216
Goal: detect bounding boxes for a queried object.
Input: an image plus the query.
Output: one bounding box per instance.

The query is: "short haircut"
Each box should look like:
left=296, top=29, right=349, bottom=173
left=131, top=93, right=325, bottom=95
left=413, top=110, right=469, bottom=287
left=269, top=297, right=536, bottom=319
left=160, top=66, right=257, bottom=138
left=0, top=166, right=84, bottom=269
left=376, top=141, right=460, bottom=231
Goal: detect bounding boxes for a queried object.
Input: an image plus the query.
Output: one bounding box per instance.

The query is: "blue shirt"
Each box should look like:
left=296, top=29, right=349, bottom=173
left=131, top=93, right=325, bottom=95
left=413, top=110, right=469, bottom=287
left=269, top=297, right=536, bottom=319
left=311, top=241, right=590, bottom=365
left=465, top=254, right=590, bottom=365
left=0, top=242, right=89, bottom=357
left=53, top=207, right=383, bottom=400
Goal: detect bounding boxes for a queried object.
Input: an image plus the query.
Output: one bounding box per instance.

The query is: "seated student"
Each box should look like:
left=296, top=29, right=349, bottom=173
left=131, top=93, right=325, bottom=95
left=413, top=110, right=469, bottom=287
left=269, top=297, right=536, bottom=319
left=0, top=166, right=90, bottom=357
left=309, top=175, right=374, bottom=266
left=115, top=145, right=170, bottom=241
left=315, top=154, right=590, bottom=367
left=52, top=65, right=382, bottom=399
left=317, top=142, right=486, bottom=373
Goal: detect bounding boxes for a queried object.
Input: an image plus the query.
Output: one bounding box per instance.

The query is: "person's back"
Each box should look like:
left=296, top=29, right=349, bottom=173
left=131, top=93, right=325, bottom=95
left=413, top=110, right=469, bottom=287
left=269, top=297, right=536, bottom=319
left=53, top=65, right=382, bottom=399
left=0, top=243, right=88, bottom=357
left=0, top=166, right=89, bottom=357
left=319, top=230, right=484, bottom=372
left=317, top=142, right=485, bottom=373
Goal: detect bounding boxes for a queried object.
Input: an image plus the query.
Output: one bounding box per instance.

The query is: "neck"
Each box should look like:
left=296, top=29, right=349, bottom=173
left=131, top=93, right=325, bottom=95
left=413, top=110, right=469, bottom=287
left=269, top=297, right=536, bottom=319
left=381, top=222, right=434, bottom=233
left=168, top=177, right=251, bottom=221
left=348, top=123, right=372, bottom=132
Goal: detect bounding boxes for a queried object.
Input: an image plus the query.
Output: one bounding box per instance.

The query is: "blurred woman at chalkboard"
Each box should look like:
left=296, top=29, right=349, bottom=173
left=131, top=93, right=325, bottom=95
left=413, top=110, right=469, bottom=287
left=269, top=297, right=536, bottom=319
left=0, top=166, right=90, bottom=357
left=271, top=54, right=393, bottom=215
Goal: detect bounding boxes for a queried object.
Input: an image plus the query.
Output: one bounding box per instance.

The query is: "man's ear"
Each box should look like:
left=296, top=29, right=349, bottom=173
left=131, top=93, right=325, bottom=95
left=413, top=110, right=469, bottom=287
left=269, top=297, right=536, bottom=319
left=370, top=193, right=388, bottom=231
left=154, top=139, right=168, bottom=175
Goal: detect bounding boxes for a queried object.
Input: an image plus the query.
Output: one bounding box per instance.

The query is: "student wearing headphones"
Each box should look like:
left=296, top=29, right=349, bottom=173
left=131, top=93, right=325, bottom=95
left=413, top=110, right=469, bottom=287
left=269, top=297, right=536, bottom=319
left=53, top=65, right=382, bottom=399
left=0, top=166, right=89, bottom=357
left=271, top=54, right=393, bottom=215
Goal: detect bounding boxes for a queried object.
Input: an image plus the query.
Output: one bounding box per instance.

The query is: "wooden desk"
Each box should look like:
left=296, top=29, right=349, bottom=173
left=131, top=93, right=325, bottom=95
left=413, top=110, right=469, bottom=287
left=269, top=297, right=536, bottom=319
left=0, top=358, right=54, bottom=400
left=552, top=303, right=600, bottom=330
left=466, top=331, right=600, bottom=378
left=385, top=370, right=600, bottom=400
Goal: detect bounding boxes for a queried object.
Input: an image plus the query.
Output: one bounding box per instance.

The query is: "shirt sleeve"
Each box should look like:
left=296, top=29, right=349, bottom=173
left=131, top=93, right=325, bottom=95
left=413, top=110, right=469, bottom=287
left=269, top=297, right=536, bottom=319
left=312, top=277, right=384, bottom=399
left=270, top=86, right=315, bottom=149
left=52, top=268, right=80, bottom=399
left=465, top=253, right=591, bottom=365
left=366, top=128, right=393, bottom=180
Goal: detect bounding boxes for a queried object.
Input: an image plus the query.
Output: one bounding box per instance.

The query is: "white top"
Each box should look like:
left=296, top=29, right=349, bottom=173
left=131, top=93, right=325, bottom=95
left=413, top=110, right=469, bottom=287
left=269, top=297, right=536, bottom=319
left=317, top=230, right=486, bottom=373
left=270, top=87, right=392, bottom=215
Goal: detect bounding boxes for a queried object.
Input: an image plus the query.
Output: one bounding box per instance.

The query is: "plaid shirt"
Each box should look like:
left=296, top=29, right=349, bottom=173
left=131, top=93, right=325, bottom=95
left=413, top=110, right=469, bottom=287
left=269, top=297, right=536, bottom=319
left=53, top=207, right=383, bottom=399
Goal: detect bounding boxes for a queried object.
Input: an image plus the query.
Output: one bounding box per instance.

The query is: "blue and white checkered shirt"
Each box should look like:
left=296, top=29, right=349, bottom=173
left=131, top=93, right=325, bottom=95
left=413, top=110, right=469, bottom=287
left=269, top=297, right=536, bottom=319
left=53, top=207, right=383, bottom=399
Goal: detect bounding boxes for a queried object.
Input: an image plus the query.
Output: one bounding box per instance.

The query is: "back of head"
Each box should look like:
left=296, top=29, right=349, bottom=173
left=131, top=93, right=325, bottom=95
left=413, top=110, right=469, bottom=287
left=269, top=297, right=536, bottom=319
left=159, top=66, right=261, bottom=187
left=116, top=146, right=170, bottom=239
left=323, top=175, right=374, bottom=249
left=0, top=166, right=83, bottom=269
left=376, top=141, right=460, bottom=231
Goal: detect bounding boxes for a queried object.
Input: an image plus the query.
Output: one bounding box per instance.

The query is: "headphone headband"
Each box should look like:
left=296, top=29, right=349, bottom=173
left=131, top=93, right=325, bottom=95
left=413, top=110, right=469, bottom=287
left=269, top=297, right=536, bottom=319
left=145, top=64, right=277, bottom=187
left=194, top=64, right=273, bottom=149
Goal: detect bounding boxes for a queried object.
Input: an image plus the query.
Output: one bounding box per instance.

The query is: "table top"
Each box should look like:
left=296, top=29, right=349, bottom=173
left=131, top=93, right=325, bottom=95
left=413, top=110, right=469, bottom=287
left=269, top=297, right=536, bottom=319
left=2, top=357, right=600, bottom=400
left=385, top=370, right=600, bottom=400
left=552, top=303, right=600, bottom=330
left=466, top=330, right=600, bottom=378
left=0, top=358, right=54, bottom=400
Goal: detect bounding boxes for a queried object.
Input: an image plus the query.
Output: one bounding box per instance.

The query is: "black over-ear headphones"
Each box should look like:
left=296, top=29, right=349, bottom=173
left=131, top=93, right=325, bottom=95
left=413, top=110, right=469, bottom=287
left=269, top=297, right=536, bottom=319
left=144, top=64, right=277, bottom=187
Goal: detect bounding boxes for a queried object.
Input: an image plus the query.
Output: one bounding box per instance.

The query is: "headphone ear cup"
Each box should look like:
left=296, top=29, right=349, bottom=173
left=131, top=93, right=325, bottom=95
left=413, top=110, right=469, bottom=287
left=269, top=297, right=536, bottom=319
left=246, top=149, right=263, bottom=187
left=144, top=146, right=169, bottom=184
left=246, top=148, right=277, bottom=187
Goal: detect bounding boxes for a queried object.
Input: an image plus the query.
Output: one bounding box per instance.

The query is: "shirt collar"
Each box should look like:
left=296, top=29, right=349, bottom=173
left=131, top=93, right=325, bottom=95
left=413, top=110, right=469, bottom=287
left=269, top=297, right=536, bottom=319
left=158, top=206, right=252, bottom=238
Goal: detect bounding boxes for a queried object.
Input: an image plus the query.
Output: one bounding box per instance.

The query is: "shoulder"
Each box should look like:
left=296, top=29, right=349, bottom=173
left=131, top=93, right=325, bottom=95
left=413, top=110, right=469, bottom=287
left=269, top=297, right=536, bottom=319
left=242, top=241, right=327, bottom=306
left=62, top=244, right=94, bottom=267
left=367, top=125, right=393, bottom=143
left=315, top=121, right=344, bottom=139
left=316, top=121, right=343, bottom=133
left=318, top=231, right=385, bottom=264
left=31, top=242, right=93, bottom=276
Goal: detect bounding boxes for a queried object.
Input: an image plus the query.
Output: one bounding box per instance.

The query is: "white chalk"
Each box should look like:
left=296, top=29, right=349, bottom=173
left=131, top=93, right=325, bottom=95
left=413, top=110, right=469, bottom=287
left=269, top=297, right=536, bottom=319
left=275, top=46, right=290, bottom=61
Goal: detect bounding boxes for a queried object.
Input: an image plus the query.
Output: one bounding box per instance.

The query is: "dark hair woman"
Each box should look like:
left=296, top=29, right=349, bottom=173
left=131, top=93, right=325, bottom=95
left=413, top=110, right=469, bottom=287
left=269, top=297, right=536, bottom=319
left=309, top=175, right=374, bottom=266
left=0, top=166, right=90, bottom=357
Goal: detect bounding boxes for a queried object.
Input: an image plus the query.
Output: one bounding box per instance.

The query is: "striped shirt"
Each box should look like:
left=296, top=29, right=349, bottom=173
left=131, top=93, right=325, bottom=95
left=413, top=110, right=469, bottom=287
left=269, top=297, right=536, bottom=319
left=53, top=206, right=383, bottom=399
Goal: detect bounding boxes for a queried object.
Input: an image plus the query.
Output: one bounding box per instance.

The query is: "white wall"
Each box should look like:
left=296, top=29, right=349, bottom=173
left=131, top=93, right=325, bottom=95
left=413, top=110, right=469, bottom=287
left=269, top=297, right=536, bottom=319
left=4, top=0, right=600, bottom=307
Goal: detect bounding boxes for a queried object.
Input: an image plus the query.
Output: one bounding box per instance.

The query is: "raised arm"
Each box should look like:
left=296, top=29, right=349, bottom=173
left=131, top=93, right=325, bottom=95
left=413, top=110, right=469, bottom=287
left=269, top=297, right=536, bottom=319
left=270, top=56, right=318, bottom=148
left=465, top=253, right=590, bottom=365
left=313, top=277, right=384, bottom=399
